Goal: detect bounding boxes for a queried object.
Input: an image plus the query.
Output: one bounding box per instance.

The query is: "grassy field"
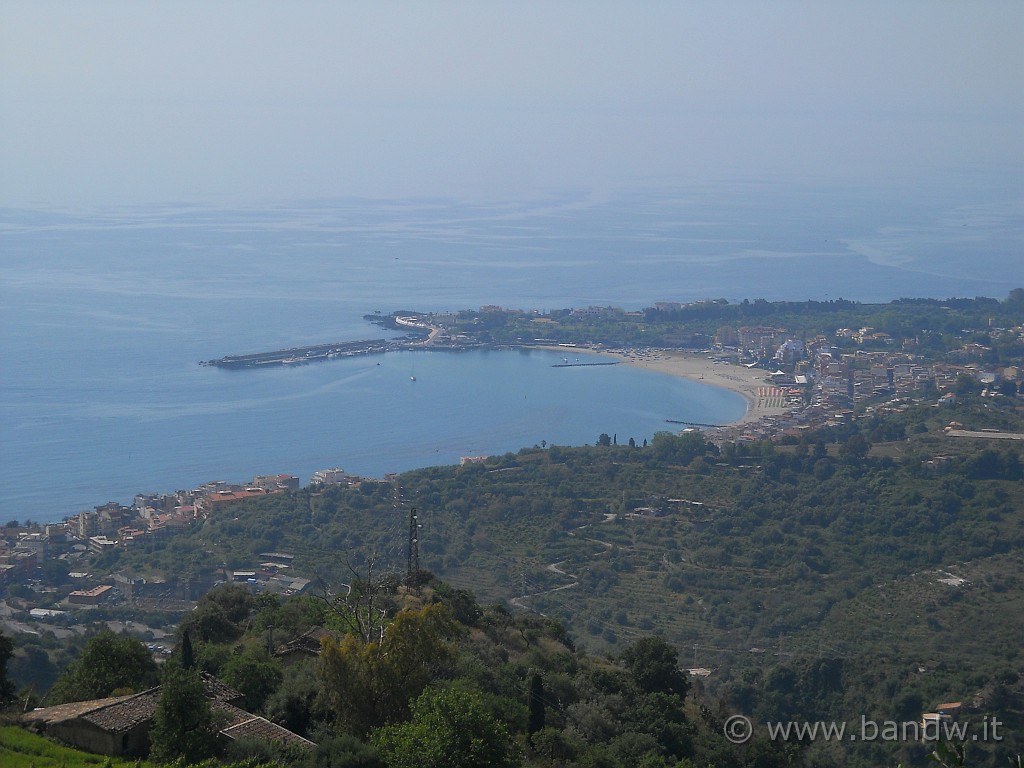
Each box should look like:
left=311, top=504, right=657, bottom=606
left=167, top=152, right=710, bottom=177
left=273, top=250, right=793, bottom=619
left=0, top=725, right=155, bottom=768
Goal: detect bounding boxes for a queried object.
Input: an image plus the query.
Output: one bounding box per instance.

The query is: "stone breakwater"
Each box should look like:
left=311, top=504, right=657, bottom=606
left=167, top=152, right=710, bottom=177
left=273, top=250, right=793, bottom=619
left=200, top=338, right=390, bottom=368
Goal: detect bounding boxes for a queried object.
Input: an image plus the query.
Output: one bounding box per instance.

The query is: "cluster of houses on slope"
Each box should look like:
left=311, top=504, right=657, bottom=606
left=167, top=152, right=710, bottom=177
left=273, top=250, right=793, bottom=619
left=693, top=323, right=1021, bottom=444
left=1, top=549, right=311, bottom=644
left=23, top=671, right=314, bottom=757
left=720, top=324, right=1021, bottom=397
left=552, top=315, right=1021, bottom=446
left=1, top=469, right=363, bottom=591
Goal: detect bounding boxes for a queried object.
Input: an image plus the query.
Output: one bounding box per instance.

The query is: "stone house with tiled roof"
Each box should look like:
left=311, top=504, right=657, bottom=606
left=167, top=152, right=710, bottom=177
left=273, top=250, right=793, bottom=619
left=23, top=689, right=162, bottom=757
left=23, top=673, right=314, bottom=757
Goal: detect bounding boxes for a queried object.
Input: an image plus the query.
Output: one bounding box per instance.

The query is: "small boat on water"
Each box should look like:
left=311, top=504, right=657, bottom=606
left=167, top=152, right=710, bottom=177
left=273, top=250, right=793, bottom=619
left=410, top=375, right=416, bottom=382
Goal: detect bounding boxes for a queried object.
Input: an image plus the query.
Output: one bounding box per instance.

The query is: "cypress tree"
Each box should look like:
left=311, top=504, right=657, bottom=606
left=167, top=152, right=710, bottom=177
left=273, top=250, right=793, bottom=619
left=527, top=672, right=545, bottom=737
left=180, top=629, right=194, bottom=670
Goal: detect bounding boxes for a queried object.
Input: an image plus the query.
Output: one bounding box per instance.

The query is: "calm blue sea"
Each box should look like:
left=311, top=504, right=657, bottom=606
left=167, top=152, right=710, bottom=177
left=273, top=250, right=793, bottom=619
left=2, top=180, right=1021, bottom=523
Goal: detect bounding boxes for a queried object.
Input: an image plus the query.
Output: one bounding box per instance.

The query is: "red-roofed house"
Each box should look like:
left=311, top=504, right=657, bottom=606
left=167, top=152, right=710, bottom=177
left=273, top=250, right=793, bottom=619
left=195, top=488, right=278, bottom=515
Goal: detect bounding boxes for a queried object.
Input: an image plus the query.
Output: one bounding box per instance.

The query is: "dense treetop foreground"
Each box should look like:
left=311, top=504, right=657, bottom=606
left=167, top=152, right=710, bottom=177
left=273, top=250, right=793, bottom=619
left=5, top=556, right=1019, bottom=767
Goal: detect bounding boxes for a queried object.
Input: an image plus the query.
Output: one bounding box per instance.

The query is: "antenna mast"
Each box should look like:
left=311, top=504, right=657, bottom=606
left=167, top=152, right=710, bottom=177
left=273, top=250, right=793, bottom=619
left=407, top=506, right=420, bottom=584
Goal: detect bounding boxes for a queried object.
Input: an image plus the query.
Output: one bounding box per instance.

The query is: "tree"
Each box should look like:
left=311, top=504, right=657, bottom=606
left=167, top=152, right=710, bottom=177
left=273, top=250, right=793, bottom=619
left=48, top=630, right=159, bottom=703
left=0, top=631, right=15, bottom=706
left=220, top=647, right=283, bottom=712
left=178, top=582, right=255, bottom=644
left=318, top=554, right=395, bottom=644
left=263, top=659, right=326, bottom=737
left=371, top=687, right=520, bottom=768
left=429, top=580, right=482, bottom=627
left=307, top=733, right=385, bottom=768
left=954, top=373, right=981, bottom=396
left=527, top=672, right=546, bottom=737
left=837, top=433, right=871, bottom=461
left=597, top=433, right=612, bottom=447
left=319, top=603, right=459, bottom=735
left=996, top=378, right=1018, bottom=397
left=620, top=637, right=690, bottom=699
left=149, top=663, right=219, bottom=764
left=650, top=431, right=707, bottom=465
left=179, top=629, right=195, bottom=670
left=40, top=558, right=71, bottom=585
left=7, top=644, right=58, bottom=702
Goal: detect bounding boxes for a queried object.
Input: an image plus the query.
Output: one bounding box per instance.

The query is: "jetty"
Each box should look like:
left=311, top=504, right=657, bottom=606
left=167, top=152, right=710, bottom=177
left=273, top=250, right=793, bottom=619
left=666, top=419, right=726, bottom=428
left=201, top=339, right=389, bottom=369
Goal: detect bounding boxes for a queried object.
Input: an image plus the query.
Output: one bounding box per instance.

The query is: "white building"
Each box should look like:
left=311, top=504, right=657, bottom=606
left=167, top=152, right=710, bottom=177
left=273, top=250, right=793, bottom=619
left=310, top=468, right=351, bottom=485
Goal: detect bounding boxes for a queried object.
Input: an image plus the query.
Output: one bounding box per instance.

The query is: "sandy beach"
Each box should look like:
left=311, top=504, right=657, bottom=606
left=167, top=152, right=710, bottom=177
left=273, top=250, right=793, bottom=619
left=575, top=348, right=791, bottom=426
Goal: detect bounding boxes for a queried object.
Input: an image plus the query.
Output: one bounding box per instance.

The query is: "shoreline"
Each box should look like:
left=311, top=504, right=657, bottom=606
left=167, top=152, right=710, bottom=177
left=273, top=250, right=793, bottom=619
left=11, top=346, right=784, bottom=526
left=536, top=346, right=790, bottom=427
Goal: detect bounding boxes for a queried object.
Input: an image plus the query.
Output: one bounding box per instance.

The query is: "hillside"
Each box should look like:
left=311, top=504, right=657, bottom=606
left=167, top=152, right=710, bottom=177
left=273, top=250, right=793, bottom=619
left=86, top=391, right=1024, bottom=766
left=0, top=724, right=156, bottom=768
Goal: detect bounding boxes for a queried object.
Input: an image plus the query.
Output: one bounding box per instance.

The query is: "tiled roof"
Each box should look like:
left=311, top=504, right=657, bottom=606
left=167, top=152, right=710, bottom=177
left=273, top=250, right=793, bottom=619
left=200, top=671, right=243, bottom=702
left=220, top=711, right=316, bottom=749
left=24, top=677, right=313, bottom=749
left=24, top=688, right=161, bottom=734
left=24, top=673, right=238, bottom=734
left=83, top=689, right=161, bottom=732
left=24, top=694, right=136, bottom=726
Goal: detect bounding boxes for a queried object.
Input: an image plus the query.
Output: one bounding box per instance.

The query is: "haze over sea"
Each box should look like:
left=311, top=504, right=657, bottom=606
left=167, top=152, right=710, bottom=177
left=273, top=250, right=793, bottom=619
left=2, top=179, right=1022, bottom=524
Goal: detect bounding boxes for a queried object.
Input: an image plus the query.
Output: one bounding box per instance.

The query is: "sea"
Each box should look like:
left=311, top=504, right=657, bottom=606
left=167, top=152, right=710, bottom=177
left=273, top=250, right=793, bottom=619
left=2, top=177, right=1022, bottom=524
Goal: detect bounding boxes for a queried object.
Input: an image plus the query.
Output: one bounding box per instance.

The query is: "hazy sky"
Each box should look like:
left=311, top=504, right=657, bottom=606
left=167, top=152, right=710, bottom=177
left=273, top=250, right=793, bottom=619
left=2, top=1, right=1021, bottom=206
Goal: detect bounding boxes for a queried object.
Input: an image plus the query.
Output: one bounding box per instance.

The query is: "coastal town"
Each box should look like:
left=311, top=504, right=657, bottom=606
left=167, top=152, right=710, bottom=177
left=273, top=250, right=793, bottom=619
left=3, top=296, right=1023, bottom=644
left=3, top=295, right=1023, bottom=768
left=0, top=471, right=365, bottom=641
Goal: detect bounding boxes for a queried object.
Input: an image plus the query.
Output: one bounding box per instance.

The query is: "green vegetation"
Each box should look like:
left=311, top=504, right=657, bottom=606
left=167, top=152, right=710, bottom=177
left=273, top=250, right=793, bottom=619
left=8, top=286, right=1024, bottom=767
left=179, top=584, right=257, bottom=645
left=85, top=387, right=1023, bottom=767
left=0, top=632, right=14, bottom=706
left=445, top=293, right=1024, bottom=365
left=319, top=603, right=458, bottom=736
left=371, top=687, right=519, bottom=768
left=6, top=625, right=95, bottom=707
left=169, top=578, right=805, bottom=767
left=48, top=630, right=159, bottom=704
left=0, top=725, right=156, bottom=768
left=149, top=663, right=220, bottom=765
